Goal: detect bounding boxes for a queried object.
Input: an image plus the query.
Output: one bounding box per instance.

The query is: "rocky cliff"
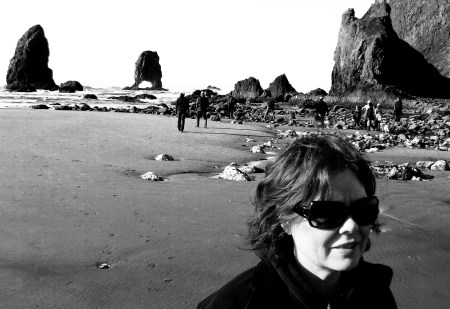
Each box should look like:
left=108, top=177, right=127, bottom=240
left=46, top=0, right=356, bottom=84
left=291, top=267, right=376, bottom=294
left=127, top=51, right=163, bottom=90
left=6, top=25, right=58, bottom=91
left=233, top=77, right=263, bottom=99
left=389, top=0, right=450, bottom=79
left=330, top=0, right=450, bottom=98
left=267, top=74, right=296, bottom=99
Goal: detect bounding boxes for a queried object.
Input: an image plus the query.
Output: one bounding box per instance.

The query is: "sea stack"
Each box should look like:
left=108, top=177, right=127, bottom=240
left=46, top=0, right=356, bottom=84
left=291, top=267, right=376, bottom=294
left=6, top=25, right=59, bottom=92
left=267, top=74, right=296, bottom=100
left=330, top=0, right=450, bottom=98
left=233, top=77, right=263, bottom=99
left=126, top=51, right=163, bottom=90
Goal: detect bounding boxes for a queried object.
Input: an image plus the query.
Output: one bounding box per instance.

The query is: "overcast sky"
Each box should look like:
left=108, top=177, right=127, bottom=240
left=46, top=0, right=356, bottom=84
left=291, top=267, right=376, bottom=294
left=0, top=0, right=374, bottom=93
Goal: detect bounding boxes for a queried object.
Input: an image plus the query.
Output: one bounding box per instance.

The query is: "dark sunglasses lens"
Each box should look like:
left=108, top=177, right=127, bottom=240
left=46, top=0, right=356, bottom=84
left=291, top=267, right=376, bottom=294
left=350, top=198, right=379, bottom=226
left=309, top=202, right=347, bottom=229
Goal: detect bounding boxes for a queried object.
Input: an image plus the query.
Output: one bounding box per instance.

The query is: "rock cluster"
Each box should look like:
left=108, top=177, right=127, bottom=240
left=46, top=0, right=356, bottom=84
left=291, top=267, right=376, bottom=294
left=267, top=74, right=296, bottom=101
left=6, top=24, right=59, bottom=92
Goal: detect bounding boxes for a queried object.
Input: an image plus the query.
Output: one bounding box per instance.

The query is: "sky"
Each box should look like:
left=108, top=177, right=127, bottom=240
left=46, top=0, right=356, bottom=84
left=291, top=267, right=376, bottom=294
left=0, top=0, right=375, bottom=93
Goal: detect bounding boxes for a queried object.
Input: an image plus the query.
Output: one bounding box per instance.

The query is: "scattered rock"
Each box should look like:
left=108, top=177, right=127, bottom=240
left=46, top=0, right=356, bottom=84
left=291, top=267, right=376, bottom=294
left=155, top=154, right=174, bottom=161
left=218, top=165, right=252, bottom=181
left=250, top=145, right=265, bottom=154
left=141, top=172, right=164, bottom=181
left=60, top=81, right=83, bottom=93
left=84, top=94, right=98, bottom=100
left=430, top=160, right=449, bottom=171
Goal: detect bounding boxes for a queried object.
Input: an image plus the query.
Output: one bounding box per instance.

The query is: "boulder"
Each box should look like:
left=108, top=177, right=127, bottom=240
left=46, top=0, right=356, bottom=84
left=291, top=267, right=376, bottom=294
left=330, top=1, right=450, bottom=98
left=127, top=51, right=163, bottom=90
left=430, top=160, right=449, bottom=171
left=233, top=77, right=263, bottom=99
left=59, top=81, right=83, bottom=93
left=141, top=172, right=164, bottom=181
left=155, top=154, right=174, bottom=161
left=218, top=165, right=252, bottom=181
left=267, top=74, right=296, bottom=99
left=83, top=94, right=98, bottom=99
left=6, top=25, right=59, bottom=91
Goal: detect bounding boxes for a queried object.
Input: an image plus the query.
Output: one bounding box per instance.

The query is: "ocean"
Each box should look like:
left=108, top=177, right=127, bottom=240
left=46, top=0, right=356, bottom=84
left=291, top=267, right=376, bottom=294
left=0, top=86, right=191, bottom=110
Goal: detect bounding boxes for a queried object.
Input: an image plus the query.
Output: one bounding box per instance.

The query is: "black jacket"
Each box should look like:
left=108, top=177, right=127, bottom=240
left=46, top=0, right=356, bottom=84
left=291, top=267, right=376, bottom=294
left=197, top=256, right=396, bottom=309
left=196, top=96, right=209, bottom=112
left=176, top=96, right=189, bottom=114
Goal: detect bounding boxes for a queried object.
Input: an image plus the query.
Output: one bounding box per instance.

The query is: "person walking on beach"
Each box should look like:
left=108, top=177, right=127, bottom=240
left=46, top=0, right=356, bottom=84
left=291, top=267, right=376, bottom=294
left=175, top=93, right=189, bottom=132
left=227, top=94, right=236, bottom=119
left=314, top=96, right=328, bottom=129
left=263, top=99, right=276, bottom=121
left=353, top=105, right=362, bottom=129
left=196, top=91, right=209, bottom=128
left=364, top=101, right=375, bottom=131
left=394, top=97, right=403, bottom=122
left=374, top=103, right=382, bottom=131
left=198, top=134, right=397, bottom=309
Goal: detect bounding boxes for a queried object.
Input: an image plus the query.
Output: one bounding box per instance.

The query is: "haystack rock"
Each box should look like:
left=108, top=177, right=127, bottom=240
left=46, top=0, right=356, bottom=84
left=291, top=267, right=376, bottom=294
left=330, top=0, right=450, bottom=98
left=6, top=25, right=58, bottom=92
left=267, top=74, right=296, bottom=99
left=389, top=0, right=450, bottom=80
left=126, top=51, right=163, bottom=90
left=233, top=77, right=263, bottom=99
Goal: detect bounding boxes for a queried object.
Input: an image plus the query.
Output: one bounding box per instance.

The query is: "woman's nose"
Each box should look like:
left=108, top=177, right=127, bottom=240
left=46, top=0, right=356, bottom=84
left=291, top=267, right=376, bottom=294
left=339, top=215, right=360, bottom=233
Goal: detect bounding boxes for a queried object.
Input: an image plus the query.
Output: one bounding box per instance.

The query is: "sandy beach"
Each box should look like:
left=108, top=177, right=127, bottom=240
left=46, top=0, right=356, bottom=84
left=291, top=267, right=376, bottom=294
left=1, top=109, right=449, bottom=308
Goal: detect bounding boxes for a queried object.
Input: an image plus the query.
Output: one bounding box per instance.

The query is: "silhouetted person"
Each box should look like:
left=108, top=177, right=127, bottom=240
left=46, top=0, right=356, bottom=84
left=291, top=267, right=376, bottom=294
left=264, top=99, right=276, bottom=121
left=227, top=94, right=236, bottom=119
left=365, top=102, right=375, bottom=131
left=175, top=93, right=189, bottom=132
left=196, top=91, right=209, bottom=128
left=314, top=96, right=329, bottom=129
left=374, top=103, right=382, bottom=131
left=394, top=97, right=403, bottom=122
left=353, top=105, right=362, bottom=129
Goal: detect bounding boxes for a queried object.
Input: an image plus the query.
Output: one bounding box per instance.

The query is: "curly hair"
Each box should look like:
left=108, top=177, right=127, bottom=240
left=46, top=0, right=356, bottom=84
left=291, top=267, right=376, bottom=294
left=247, top=134, right=380, bottom=264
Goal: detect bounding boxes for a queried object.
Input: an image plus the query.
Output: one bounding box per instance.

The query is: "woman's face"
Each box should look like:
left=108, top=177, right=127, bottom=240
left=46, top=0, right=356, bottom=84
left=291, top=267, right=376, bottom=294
left=284, top=169, right=371, bottom=280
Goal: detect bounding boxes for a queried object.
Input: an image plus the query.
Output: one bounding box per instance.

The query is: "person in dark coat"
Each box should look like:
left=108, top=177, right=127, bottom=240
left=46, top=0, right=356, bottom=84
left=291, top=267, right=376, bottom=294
left=198, top=135, right=397, bottom=309
left=227, top=94, right=236, bottom=119
left=352, top=105, right=362, bottom=129
left=175, top=93, right=189, bottom=132
left=393, top=97, right=403, bottom=122
left=314, top=96, right=329, bottom=129
left=196, top=91, right=210, bottom=128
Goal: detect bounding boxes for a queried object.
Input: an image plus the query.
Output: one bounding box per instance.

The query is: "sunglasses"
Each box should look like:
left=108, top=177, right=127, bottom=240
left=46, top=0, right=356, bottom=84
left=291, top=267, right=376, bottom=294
left=292, top=196, right=379, bottom=229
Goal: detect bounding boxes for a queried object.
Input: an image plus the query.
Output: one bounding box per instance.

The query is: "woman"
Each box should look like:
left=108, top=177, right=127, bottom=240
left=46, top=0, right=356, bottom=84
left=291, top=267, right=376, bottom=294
left=352, top=105, right=362, bottom=129
left=198, top=134, right=396, bottom=309
left=364, top=102, right=375, bottom=131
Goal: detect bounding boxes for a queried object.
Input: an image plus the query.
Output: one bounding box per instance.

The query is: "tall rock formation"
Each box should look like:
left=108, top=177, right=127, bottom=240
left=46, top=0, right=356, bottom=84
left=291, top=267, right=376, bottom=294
left=389, top=0, right=450, bottom=79
left=6, top=25, right=58, bottom=91
left=233, top=77, right=263, bottom=99
left=127, top=51, right=163, bottom=90
left=267, top=74, right=296, bottom=99
left=330, top=0, right=450, bottom=98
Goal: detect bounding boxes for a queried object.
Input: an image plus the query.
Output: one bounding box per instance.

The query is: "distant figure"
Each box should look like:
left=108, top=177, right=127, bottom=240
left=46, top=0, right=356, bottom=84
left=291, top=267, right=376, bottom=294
left=196, top=91, right=210, bottom=128
left=227, top=94, right=236, bottom=119
left=364, top=101, right=375, bottom=131
left=352, top=105, right=362, bottom=129
left=175, top=93, right=189, bottom=132
left=361, top=99, right=371, bottom=115
left=374, top=103, right=382, bottom=131
left=264, top=99, right=276, bottom=121
left=314, top=96, right=329, bottom=129
left=394, top=97, right=403, bottom=122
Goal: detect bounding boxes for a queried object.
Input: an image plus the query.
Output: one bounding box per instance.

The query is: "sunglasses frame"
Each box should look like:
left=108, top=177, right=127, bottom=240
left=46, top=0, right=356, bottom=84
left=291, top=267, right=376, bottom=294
left=292, top=196, right=379, bottom=230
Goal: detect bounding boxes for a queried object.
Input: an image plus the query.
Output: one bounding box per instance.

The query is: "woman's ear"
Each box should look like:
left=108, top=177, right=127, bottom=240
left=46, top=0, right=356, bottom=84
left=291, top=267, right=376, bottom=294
left=281, top=221, right=293, bottom=235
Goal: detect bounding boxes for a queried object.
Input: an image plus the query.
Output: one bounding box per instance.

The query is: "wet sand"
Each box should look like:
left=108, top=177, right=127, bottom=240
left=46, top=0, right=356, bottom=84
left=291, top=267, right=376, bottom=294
left=0, top=109, right=449, bottom=308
